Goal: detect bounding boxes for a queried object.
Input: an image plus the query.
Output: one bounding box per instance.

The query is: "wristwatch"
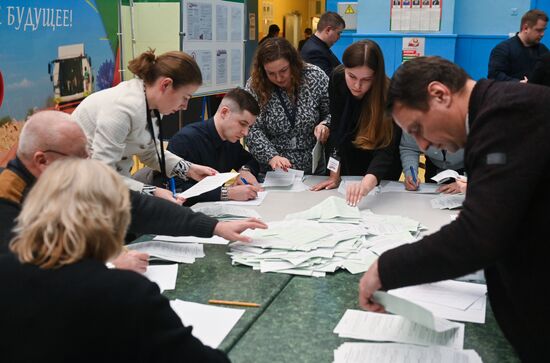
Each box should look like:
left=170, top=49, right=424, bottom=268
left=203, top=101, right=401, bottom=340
left=221, top=186, right=230, bottom=201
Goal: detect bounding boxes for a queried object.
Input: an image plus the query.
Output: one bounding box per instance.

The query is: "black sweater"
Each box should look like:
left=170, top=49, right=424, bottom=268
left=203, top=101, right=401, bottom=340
left=328, top=67, right=402, bottom=180
left=379, top=79, right=550, bottom=361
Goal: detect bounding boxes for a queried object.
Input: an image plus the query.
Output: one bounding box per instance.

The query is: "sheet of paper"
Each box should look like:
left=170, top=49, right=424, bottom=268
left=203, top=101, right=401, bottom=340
left=311, top=140, right=324, bottom=174
left=153, top=235, right=229, bottom=245
left=334, top=342, right=482, bottom=363
left=178, top=172, right=239, bottom=199
left=334, top=309, right=464, bottom=349
left=169, top=299, right=245, bottom=348
left=262, top=169, right=296, bottom=187
left=373, top=291, right=461, bottom=332
left=143, top=264, right=178, bottom=292
left=191, top=204, right=262, bottom=220
left=216, top=191, right=268, bottom=206
left=431, top=169, right=462, bottom=183
left=379, top=181, right=440, bottom=194
left=128, top=241, right=204, bottom=263
left=431, top=194, right=466, bottom=210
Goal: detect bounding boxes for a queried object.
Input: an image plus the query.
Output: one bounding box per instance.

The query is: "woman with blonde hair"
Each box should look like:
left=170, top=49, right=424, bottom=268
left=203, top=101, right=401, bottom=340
left=245, top=37, right=331, bottom=173
left=72, top=49, right=217, bottom=204
left=311, top=40, right=402, bottom=205
left=0, top=158, right=229, bottom=362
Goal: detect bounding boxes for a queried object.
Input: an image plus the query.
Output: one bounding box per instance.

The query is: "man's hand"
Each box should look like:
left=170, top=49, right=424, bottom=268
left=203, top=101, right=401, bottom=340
left=111, top=250, right=149, bottom=273
left=213, top=218, right=268, bottom=242
left=228, top=185, right=262, bottom=201
left=437, top=181, right=466, bottom=194
left=358, top=260, right=386, bottom=313
left=187, top=163, right=218, bottom=181
left=236, top=170, right=260, bottom=186
left=268, top=156, right=292, bottom=171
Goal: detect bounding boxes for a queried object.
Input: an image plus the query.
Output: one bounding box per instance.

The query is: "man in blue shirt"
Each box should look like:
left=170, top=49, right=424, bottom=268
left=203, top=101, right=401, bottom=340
left=488, top=9, right=548, bottom=82
left=168, top=88, right=262, bottom=204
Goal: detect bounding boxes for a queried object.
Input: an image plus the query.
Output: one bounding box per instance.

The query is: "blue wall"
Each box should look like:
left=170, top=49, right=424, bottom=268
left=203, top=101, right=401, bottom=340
left=327, top=0, right=549, bottom=80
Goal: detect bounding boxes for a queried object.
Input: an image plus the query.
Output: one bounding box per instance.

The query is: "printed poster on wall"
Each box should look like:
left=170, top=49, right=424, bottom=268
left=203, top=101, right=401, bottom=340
left=182, top=0, right=244, bottom=95
left=402, top=37, right=425, bottom=62
left=0, top=0, right=116, bottom=123
left=390, top=0, right=442, bottom=32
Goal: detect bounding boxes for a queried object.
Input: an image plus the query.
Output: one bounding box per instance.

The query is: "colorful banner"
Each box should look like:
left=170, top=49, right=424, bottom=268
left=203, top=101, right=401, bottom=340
left=0, top=0, right=117, bottom=121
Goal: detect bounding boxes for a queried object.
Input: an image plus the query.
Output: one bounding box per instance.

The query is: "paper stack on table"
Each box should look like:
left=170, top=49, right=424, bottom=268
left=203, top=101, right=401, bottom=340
left=228, top=197, right=424, bottom=276
left=430, top=193, right=466, bottom=209
left=333, top=343, right=482, bottom=363
left=191, top=204, right=262, bottom=220
left=262, top=168, right=308, bottom=192
left=127, top=240, right=205, bottom=263
left=153, top=235, right=229, bottom=245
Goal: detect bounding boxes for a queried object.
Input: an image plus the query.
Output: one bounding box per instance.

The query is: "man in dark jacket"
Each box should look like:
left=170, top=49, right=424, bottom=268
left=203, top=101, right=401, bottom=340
left=359, top=56, right=550, bottom=362
left=488, top=9, right=548, bottom=82
left=300, top=11, right=345, bottom=76
left=0, top=111, right=266, bottom=269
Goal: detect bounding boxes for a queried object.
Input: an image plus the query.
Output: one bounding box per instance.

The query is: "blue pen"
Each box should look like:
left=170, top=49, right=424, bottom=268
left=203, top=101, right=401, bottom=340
left=240, top=177, right=250, bottom=185
left=409, top=166, right=418, bottom=184
left=169, top=177, right=177, bottom=197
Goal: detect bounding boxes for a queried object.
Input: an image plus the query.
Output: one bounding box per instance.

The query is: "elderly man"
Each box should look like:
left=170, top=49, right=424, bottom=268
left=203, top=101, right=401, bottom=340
left=0, top=111, right=266, bottom=271
left=488, top=9, right=548, bottom=82
left=358, top=56, right=550, bottom=361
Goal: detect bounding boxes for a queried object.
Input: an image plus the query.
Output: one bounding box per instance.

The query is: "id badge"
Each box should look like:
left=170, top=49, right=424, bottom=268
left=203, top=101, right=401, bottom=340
left=289, top=136, right=297, bottom=149
left=327, top=156, right=340, bottom=173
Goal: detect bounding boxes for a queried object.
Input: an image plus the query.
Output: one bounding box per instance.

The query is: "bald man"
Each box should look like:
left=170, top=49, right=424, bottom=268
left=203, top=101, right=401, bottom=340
left=0, top=111, right=267, bottom=272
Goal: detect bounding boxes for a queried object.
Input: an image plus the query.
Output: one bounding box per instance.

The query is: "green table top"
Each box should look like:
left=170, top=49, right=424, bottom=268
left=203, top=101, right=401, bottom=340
left=228, top=271, right=520, bottom=363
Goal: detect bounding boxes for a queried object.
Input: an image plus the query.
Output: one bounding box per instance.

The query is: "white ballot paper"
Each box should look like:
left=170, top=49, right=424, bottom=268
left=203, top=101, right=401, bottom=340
left=178, top=172, right=238, bottom=199
left=431, top=169, right=467, bottom=184
left=169, top=299, right=245, bottom=348
left=143, top=264, right=178, bottom=292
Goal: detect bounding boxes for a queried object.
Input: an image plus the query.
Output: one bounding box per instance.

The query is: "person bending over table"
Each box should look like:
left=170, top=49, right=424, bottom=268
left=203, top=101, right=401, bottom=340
left=0, top=158, right=230, bottom=362
left=245, top=37, right=331, bottom=173
left=0, top=111, right=267, bottom=272
left=359, top=56, right=550, bottom=362
left=168, top=88, right=262, bottom=205
left=311, top=40, right=402, bottom=205
left=71, top=49, right=216, bottom=205
left=400, top=132, right=466, bottom=194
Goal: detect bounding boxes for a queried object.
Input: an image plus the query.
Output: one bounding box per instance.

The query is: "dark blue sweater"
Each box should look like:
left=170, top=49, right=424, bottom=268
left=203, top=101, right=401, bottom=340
left=488, top=34, right=549, bottom=81
left=167, top=118, right=259, bottom=204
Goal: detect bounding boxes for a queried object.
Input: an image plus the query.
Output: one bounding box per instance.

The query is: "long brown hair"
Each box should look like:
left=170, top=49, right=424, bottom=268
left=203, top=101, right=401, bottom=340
left=342, top=40, right=393, bottom=149
left=250, top=37, right=304, bottom=107
left=128, top=49, right=202, bottom=88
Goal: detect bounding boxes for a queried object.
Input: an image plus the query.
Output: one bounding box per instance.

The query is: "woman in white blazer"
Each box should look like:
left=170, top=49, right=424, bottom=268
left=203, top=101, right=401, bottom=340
left=72, top=50, right=216, bottom=204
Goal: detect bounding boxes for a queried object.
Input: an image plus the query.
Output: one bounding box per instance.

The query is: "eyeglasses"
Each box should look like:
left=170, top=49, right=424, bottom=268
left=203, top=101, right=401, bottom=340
left=42, top=149, right=91, bottom=159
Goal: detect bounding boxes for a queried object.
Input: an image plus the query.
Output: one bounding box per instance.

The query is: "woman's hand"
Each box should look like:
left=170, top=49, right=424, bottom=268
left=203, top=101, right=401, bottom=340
left=153, top=187, right=185, bottom=205
left=437, top=180, right=467, bottom=194
left=311, top=177, right=340, bottom=191
left=314, top=123, right=330, bottom=144
left=187, top=163, right=218, bottom=181
left=346, top=174, right=377, bottom=206
left=269, top=156, right=292, bottom=171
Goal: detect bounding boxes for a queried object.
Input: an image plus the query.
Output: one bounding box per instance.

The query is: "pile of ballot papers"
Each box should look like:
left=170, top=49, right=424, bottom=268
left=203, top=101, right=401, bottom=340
left=262, top=168, right=308, bottom=192
left=333, top=291, right=483, bottom=363
left=228, top=196, right=426, bottom=277
left=192, top=204, right=263, bottom=220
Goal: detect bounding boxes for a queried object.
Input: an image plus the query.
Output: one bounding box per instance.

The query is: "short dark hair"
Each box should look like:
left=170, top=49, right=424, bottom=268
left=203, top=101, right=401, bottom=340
left=317, top=11, right=345, bottom=32
left=521, top=9, right=548, bottom=30
left=387, top=56, right=470, bottom=113
left=223, top=88, right=260, bottom=116
left=268, top=24, right=280, bottom=35
left=304, top=28, right=312, bottom=36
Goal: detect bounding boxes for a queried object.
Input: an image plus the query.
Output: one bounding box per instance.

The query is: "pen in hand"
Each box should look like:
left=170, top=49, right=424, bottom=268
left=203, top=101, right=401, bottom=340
left=409, top=166, right=418, bottom=184
left=169, top=177, right=177, bottom=198
left=240, top=177, right=250, bottom=185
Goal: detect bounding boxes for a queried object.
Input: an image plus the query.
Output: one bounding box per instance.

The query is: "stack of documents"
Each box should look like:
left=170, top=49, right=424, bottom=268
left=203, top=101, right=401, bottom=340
left=388, top=280, right=487, bottom=323
left=170, top=299, right=245, bottom=348
left=430, top=193, right=466, bottom=209
left=191, top=204, right=262, bottom=220
left=153, top=235, right=229, bottom=245
left=431, top=169, right=467, bottom=184
left=128, top=240, right=205, bottom=263
left=262, top=168, right=308, bottom=192
left=333, top=343, right=482, bottom=363
left=228, top=197, right=424, bottom=276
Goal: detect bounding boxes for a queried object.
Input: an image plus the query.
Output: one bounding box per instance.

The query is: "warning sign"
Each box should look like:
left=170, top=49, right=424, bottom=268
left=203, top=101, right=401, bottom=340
left=337, top=2, right=358, bottom=30
left=345, top=4, right=355, bottom=14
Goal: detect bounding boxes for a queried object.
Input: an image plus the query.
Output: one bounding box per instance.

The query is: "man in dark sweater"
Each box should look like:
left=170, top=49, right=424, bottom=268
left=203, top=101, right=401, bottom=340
left=300, top=11, right=345, bottom=77
left=359, top=56, right=550, bottom=361
left=488, top=9, right=548, bottom=82
left=168, top=88, right=262, bottom=204
left=0, top=111, right=266, bottom=267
